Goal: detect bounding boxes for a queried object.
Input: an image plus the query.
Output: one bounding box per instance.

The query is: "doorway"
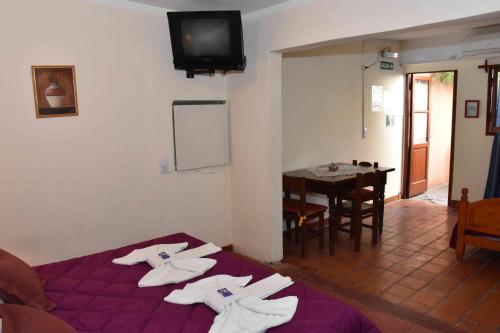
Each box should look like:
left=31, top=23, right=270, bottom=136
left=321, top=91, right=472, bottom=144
left=403, top=71, right=457, bottom=206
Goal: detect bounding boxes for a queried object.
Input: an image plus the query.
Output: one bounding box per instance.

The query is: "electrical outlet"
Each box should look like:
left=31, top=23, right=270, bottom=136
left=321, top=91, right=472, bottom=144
left=362, top=127, right=368, bottom=138
left=159, top=160, right=169, bottom=174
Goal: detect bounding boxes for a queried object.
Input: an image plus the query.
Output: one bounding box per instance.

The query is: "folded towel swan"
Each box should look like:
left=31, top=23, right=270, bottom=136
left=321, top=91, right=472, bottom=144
left=113, top=242, right=222, bottom=287
left=165, top=273, right=298, bottom=333
left=112, top=242, right=189, bottom=266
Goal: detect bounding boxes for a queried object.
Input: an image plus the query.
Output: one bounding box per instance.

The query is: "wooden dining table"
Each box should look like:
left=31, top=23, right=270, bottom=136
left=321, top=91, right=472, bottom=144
left=283, top=163, right=395, bottom=232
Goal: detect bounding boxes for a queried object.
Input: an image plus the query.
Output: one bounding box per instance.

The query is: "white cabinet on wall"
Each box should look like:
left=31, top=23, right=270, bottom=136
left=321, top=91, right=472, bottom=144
left=172, top=100, right=229, bottom=171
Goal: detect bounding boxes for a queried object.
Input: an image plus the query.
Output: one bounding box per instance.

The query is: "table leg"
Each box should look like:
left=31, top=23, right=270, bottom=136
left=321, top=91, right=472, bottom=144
left=285, top=219, right=292, bottom=243
left=328, top=195, right=336, bottom=254
left=354, top=201, right=362, bottom=251
left=379, top=178, right=387, bottom=235
left=301, top=222, right=307, bottom=257
left=318, top=214, right=324, bottom=250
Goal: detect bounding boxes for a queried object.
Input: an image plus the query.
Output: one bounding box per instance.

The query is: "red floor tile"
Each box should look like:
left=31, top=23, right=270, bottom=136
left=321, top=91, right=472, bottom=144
left=399, top=276, right=429, bottom=290
left=409, top=291, right=444, bottom=307
left=281, top=199, right=499, bottom=332
left=466, top=289, right=500, bottom=328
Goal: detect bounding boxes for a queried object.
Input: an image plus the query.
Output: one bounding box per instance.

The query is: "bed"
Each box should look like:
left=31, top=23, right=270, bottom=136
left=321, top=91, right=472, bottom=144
left=35, top=233, right=380, bottom=333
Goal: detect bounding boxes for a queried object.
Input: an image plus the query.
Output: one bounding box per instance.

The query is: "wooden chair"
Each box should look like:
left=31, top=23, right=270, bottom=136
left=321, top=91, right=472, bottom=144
left=350, top=160, right=382, bottom=234
left=333, top=170, right=381, bottom=252
left=456, top=188, right=500, bottom=259
left=283, top=175, right=328, bottom=257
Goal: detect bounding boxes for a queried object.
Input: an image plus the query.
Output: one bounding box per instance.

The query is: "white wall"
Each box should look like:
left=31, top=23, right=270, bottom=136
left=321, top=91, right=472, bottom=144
left=428, top=77, right=454, bottom=189
left=400, top=26, right=500, bottom=66
left=400, top=32, right=466, bottom=65
left=282, top=41, right=404, bottom=199
left=0, top=0, right=232, bottom=265
left=229, top=0, right=500, bottom=262
left=405, top=58, right=499, bottom=201
left=5, top=0, right=500, bottom=266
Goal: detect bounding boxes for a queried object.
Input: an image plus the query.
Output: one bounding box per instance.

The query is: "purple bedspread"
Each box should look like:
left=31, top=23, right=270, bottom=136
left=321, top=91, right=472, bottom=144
left=36, top=233, right=380, bottom=333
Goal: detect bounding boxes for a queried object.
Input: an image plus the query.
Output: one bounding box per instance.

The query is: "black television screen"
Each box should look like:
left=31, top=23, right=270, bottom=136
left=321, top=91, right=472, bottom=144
left=168, top=11, right=246, bottom=77
left=181, top=19, right=231, bottom=57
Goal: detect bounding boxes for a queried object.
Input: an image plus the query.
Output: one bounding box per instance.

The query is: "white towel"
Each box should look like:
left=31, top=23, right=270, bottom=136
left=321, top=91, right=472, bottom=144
left=112, top=242, right=188, bottom=266
left=241, top=273, right=294, bottom=300
left=208, top=296, right=299, bottom=333
left=208, top=274, right=293, bottom=313
left=165, top=273, right=297, bottom=332
left=136, top=243, right=222, bottom=287
left=138, top=258, right=217, bottom=287
left=165, top=275, right=253, bottom=311
left=174, top=243, right=222, bottom=260
left=165, top=273, right=293, bottom=313
left=146, top=252, right=172, bottom=269
left=146, top=243, right=222, bottom=269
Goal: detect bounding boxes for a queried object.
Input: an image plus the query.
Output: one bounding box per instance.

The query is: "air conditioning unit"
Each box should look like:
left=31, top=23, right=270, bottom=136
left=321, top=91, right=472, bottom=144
left=461, top=32, right=500, bottom=58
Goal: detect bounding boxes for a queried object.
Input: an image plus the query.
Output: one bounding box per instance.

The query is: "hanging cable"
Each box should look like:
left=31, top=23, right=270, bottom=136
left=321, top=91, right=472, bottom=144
left=361, top=42, right=385, bottom=138
left=361, top=41, right=365, bottom=138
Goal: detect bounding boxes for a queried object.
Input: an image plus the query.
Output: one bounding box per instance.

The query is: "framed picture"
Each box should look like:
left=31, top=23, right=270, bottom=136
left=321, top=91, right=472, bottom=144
left=32, top=65, right=78, bottom=118
left=465, top=100, right=479, bottom=118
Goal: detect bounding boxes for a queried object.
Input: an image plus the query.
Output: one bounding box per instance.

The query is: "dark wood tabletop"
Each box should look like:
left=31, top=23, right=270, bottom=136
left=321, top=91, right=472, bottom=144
left=283, top=164, right=395, bottom=185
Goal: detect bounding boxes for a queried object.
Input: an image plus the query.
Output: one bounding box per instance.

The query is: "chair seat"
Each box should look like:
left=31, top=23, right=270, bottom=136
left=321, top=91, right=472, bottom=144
left=340, top=201, right=373, bottom=213
left=338, top=188, right=375, bottom=201
left=283, top=199, right=328, bottom=216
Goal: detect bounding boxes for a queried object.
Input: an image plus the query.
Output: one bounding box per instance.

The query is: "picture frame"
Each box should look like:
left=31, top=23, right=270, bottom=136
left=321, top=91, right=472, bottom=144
left=32, top=65, right=79, bottom=118
left=465, top=100, right=479, bottom=118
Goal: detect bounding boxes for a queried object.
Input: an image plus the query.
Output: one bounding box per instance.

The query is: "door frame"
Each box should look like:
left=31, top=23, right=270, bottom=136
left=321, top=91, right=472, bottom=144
left=409, top=74, right=432, bottom=197
left=402, top=70, right=458, bottom=206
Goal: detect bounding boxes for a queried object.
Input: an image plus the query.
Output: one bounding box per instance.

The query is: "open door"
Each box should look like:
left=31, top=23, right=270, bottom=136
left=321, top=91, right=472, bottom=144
left=403, top=70, right=457, bottom=205
left=408, top=75, right=431, bottom=197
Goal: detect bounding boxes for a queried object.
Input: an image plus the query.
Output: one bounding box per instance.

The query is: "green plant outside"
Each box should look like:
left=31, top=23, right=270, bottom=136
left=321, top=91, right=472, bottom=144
left=431, top=72, right=454, bottom=85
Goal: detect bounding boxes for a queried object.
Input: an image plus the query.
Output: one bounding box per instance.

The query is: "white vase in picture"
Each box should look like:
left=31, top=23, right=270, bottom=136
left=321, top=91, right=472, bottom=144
left=45, top=82, right=66, bottom=108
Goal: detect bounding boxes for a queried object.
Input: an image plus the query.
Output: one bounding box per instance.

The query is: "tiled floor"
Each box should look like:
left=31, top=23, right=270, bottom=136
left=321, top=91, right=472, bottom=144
left=280, top=199, right=500, bottom=333
left=413, top=184, right=449, bottom=206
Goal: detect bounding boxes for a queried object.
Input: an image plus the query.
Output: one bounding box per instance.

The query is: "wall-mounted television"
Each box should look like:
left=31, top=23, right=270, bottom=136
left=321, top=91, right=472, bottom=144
left=167, top=11, right=246, bottom=78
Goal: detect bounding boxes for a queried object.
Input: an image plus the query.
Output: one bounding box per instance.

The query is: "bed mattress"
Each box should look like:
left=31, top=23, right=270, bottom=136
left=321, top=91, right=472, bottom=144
left=36, top=233, right=380, bottom=333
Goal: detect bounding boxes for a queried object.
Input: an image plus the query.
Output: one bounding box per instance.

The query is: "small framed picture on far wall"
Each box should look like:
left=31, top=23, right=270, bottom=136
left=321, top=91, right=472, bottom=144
left=465, top=100, right=479, bottom=118
left=32, top=65, right=79, bottom=118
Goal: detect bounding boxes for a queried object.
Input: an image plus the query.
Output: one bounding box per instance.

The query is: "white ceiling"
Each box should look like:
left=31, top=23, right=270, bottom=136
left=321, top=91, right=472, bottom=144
left=127, top=0, right=294, bottom=13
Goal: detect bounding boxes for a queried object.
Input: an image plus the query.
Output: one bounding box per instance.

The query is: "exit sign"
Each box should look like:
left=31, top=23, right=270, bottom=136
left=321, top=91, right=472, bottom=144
left=380, top=61, right=394, bottom=70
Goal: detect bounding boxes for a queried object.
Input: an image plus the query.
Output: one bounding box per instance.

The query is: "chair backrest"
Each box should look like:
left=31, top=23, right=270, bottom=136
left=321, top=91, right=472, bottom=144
left=283, top=175, right=306, bottom=214
left=354, top=170, right=382, bottom=200
left=458, top=188, right=500, bottom=236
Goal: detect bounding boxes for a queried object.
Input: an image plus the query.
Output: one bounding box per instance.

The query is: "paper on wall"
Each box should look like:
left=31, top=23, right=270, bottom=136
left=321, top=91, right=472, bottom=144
left=383, top=90, right=394, bottom=114
left=372, top=85, right=384, bottom=112
left=384, top=89, right=404, bottom=115
left=385, top=114, right=395, bottom=127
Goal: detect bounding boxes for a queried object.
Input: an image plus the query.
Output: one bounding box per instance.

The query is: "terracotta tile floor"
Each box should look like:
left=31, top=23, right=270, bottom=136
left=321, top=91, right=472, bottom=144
left=280, top=199, right=500, bottom=333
